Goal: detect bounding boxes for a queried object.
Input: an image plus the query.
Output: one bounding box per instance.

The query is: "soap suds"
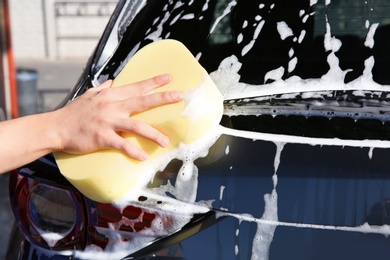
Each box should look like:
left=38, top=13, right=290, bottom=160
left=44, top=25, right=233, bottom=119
left=76, top=1, right=390, bottom=259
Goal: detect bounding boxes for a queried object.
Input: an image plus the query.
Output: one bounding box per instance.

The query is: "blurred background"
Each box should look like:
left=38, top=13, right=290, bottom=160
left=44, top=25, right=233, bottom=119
left=0, top=0, right=118, bottom=258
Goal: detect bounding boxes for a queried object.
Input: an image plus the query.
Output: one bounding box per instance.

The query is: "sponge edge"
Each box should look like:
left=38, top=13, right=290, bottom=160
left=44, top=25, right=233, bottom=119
left=54, top=39, right=224, bottom=203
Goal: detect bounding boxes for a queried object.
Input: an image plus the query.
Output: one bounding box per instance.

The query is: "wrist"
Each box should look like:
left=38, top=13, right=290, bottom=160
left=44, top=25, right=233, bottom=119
left=42, top=109, right=65, bottom=153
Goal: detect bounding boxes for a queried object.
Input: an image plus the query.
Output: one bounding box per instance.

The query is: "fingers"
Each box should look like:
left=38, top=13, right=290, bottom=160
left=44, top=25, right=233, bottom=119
left=110, top=74, right=172, bottom=98
left=107, top=132, right=149, bottom=161
left=109, top=120, right=170, bottom=161
left=135, top=74, right=172, bottom=94
left=116, top=119, right=169, bottom=148
left=125, top=90, right=183, bottom=114
left=62, top=75, right=182, bottom=162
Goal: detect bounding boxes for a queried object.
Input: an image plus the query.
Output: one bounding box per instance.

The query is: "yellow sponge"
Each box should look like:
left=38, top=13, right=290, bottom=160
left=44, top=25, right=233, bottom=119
left=54, top=39, right=223, bottom=203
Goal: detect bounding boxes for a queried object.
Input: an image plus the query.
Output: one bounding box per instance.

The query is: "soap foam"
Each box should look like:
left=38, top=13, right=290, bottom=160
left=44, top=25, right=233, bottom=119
left=75, top=1, right=390, bottom=259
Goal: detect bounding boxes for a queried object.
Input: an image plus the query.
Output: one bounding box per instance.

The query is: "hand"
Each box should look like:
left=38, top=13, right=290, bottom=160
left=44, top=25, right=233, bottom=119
left=0, top=74, right=182, bottom=174
left=53, top=74, right=182, bottom=161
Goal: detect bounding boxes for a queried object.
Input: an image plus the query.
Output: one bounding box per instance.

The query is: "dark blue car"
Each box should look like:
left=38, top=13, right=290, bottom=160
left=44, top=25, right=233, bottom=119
left=7, top=0, right=390, bottom=259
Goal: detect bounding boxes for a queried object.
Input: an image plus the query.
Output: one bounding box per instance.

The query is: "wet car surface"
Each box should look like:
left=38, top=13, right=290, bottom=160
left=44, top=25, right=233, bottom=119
left=8, top=0, right=390, bottom=259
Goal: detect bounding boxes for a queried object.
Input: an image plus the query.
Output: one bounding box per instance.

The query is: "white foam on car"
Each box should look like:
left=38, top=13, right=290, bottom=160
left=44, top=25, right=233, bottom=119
left=65, top=1, right=390, bottom=259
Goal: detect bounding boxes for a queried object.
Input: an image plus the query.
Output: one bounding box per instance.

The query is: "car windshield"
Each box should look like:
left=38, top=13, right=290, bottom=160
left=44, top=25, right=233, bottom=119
left=89, top=0, right=390, bottom=137
left=93, top=0, right=390, bottom=83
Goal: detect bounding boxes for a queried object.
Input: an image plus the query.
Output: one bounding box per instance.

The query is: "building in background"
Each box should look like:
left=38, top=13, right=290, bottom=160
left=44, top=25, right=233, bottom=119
left=1, top=0, right=118, bottom=118
left=9, top=0, right=118, bottom=60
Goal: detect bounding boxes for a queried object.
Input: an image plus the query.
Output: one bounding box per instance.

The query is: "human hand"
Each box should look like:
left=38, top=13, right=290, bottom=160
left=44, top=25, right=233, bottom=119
left=52, top=74, right=182, bottom=161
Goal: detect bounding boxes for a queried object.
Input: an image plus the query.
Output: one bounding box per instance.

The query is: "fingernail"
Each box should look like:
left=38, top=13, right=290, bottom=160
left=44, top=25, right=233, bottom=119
left=172, top=90, right=183, bottom=100
left=161, top=136, right=169, bottom=147
left=140, top=151, right=148, bottom=161
left=161, top=74, right=171, bottom=82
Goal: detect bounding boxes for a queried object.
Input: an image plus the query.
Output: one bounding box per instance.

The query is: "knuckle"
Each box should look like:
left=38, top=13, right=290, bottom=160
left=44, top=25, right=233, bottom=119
left=96, top=100, right=109, bottom=111
left=128, top=121, right=141, bottom=133
left=92, top=131, right=105, bottom=146
left=98, top=88, right=111, bottom=96
left=115, top=142, right=128, bottom=153
left=136, top=97, right=149, bottom=110
left=154, top=75, right=164, bottom=85
left=161, top=91, right=171, bottom=101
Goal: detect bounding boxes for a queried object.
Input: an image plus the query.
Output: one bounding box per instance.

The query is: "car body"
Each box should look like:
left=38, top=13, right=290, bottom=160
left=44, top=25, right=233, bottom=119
left=7, top=0, right=390, bottom=259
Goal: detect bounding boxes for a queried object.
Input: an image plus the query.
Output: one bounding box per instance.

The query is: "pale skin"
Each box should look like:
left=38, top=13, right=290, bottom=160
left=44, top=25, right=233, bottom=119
left=0, top=74, right=182, bottom=174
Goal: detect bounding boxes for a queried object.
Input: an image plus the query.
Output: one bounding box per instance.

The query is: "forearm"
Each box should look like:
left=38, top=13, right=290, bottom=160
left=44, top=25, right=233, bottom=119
left=0, top=111, right=59, bottom=174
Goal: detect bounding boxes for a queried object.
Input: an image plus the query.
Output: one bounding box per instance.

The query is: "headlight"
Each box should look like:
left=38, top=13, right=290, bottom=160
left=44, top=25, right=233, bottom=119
left=9, top=171, right=87, bottom=250
left=28, top=184, right=77, bottom=247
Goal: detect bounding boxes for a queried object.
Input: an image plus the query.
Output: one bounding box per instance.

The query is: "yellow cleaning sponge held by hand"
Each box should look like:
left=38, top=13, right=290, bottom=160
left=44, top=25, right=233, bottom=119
left=54, top=39, right=224, bottom=203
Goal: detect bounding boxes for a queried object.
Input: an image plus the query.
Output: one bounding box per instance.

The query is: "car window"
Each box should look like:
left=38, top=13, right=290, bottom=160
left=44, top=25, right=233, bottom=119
left=93, top=0, right=390, bottom=84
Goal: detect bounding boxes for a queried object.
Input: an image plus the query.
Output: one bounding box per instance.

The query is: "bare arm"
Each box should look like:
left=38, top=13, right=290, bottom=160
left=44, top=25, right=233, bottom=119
left=0, top=74, right=182, bottom=174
